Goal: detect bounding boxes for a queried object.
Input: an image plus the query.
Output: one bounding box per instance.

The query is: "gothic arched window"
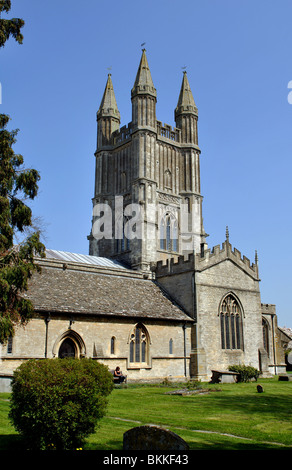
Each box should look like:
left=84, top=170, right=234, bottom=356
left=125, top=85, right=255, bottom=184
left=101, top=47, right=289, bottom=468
left=220, top=294, right=243, bottom=350
left=159, top=214, right=178, bottom=253
left=129, top=323, right=149, bottom=366
left=160, top=218, right=165, bottom=250
left=172, top=220, right=178, bottom=252
left=117, top=216, right=130, bottom=252
left=262, top=318, right=269, bottom=355
left=111, top=336, right=116, bottom=355
left=166, top=217, right=171, bottom=250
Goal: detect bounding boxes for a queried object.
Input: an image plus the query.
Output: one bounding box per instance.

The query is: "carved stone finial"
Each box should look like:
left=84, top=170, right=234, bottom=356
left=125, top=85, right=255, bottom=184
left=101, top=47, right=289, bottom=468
left=226, top=225, right=229, bottom=242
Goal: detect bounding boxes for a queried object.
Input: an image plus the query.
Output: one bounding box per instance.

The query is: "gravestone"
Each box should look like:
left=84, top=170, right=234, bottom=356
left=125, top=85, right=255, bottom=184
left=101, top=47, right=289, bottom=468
left=210, top=370, right=240, bottom=383
left=123, top=425, right=189, bottom=451
left=278, top=374, right=290, bottom=381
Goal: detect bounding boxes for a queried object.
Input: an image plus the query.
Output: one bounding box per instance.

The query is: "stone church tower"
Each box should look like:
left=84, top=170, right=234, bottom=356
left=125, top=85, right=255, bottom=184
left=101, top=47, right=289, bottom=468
left=87, top=50, right=286, bottom=379
left=88, top=50, right=207, bottom=271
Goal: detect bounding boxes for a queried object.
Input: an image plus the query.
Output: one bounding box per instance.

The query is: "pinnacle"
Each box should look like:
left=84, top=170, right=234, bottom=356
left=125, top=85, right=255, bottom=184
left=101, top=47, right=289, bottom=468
left=131, top=49, right=156, bottom=98
left=97, top=74, right=120, bottom=120
left=175, top=71, right=198, bottom=117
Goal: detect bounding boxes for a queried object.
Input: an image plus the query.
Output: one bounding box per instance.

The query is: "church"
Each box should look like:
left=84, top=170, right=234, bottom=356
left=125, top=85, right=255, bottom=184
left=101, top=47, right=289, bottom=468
left=0, top=50, right=286, bottom=389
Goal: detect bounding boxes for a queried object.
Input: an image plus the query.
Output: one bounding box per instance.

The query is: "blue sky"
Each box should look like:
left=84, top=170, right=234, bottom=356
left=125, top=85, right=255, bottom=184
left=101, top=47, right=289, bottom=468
left=2, top=0, right=292, bottom=327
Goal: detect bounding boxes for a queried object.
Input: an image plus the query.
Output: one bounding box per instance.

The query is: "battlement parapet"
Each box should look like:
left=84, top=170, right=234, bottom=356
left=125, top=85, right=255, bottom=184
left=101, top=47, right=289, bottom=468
left=261, top=303, right=276, bottom=315
left=196, top=241, right=259, bottom=279
left=155, top=241, right=258, bottom=279
left=157, top=121, right=181, bottom=143
left=110, top=120, right=183, bottom=146
left=156, top=253, right=194, bottom=277
left=112, top=123, right=133, bottom=145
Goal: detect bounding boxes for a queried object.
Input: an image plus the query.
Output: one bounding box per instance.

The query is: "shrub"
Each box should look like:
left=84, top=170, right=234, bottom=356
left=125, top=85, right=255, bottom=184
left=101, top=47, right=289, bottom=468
left=9, top=358, right=113, bottom=450
left=228, top=364, right=260, bottom=382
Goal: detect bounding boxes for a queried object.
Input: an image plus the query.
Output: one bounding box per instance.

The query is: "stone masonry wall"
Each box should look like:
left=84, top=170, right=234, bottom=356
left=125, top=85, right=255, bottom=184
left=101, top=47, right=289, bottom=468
left=0, top=315, right=192, bottom=382
left=196, top=259, right=263, bottom=379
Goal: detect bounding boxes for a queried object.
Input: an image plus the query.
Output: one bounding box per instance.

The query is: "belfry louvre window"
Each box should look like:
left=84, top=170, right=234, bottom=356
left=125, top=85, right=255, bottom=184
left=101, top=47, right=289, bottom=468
left=129, top=324, right=149, bottom=365
left=220, top=295, right=243, bottom=350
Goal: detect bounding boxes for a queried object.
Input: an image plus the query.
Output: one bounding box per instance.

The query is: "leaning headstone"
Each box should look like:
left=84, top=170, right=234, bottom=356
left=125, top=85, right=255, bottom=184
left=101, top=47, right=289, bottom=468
left=257, top=384, right=264, bottom=393
left=123, top=425, right=189, bottom=450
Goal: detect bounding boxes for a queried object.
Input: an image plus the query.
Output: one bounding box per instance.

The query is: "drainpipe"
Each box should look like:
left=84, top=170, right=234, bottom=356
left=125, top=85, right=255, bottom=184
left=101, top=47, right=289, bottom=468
left=182, top=323, right=187, bottom=377
left=44, top=314, right=51, bottom=358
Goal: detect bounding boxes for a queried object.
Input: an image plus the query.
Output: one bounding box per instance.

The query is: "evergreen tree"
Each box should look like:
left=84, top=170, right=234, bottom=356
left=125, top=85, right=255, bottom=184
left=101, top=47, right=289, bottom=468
left=0, top=1, right=45, bottom=343
left=0, top=1, right=24, bottom=47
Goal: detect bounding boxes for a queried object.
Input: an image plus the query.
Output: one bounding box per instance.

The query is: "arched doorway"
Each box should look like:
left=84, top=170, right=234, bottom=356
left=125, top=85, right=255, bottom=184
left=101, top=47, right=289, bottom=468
left=58, top=337, right=77, bottom=358
left=53, top=330, right=86, bottom=359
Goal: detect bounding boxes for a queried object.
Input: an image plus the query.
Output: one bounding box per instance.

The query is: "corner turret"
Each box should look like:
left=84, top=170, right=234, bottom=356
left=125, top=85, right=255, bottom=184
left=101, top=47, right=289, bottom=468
left=131, top=49, right=157, bottom=129
left=175, top=71, right=198, bottom=145
left=97, top=74, right=120, bottom=148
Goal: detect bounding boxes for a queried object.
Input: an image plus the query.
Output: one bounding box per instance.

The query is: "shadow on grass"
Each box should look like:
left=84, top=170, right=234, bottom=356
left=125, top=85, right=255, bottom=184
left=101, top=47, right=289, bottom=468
left=203, top=391, right=292, bottom=420
left=187, top=436, right=290, bottom=450
left=0, top=434, right=25, bottom=451
left=0, top=433, right=289, bottom=451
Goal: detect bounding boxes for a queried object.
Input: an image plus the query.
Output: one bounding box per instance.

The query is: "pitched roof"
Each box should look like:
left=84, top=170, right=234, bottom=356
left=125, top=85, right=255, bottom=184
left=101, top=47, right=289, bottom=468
left=25, top=255, right=192, bottom=323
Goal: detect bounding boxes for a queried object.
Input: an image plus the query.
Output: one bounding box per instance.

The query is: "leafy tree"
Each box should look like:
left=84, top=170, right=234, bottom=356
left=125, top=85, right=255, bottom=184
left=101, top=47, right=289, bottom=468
left=9, top=358, right=114, bottom=450
left=0, top=0, right=24, bottom=47
left=0, top=1, right=45, bottom=343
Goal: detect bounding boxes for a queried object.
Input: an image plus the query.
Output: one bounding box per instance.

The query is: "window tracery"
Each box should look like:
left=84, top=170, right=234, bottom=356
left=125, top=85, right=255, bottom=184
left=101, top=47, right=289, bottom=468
left=220, top=294, right=243, bottom=350
left=129, top=323, right=149, bottom=365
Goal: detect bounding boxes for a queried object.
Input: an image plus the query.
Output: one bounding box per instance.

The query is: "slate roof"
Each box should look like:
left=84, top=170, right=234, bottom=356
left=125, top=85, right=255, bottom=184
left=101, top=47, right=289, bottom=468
left=25, top=254, right=192, bottom=323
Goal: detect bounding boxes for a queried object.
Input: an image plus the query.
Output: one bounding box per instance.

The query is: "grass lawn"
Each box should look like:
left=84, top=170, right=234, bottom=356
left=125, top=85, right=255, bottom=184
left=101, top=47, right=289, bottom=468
left=0, top=377, right=291, bottom=450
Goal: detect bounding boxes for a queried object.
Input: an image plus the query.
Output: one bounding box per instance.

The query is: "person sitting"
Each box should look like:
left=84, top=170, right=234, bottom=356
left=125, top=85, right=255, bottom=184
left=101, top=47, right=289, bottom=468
left=114, top=366, right=126, bottom=383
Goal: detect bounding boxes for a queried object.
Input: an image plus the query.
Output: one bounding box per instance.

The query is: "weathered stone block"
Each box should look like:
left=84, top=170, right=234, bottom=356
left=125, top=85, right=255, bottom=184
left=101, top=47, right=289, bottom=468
left=123, top=425, right=189, bottom=451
